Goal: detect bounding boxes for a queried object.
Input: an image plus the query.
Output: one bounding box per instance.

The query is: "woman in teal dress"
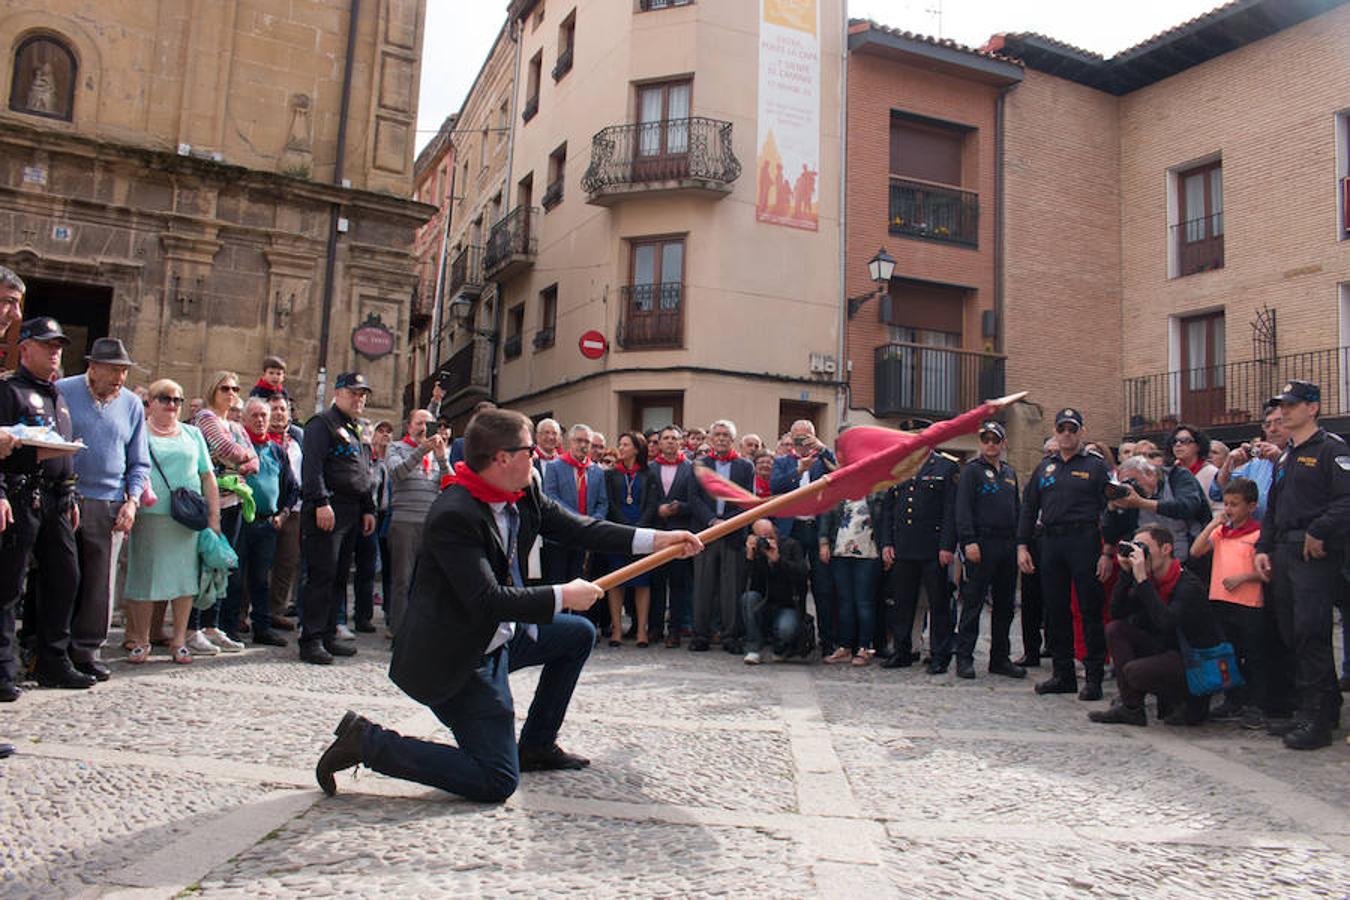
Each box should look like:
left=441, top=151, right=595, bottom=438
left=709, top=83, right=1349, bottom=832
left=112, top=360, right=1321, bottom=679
left=123, top=379, right=221, bottom=663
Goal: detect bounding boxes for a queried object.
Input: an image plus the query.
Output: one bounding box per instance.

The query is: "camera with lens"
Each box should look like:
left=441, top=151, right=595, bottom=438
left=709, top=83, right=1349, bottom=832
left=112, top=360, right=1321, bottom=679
left=755, top=536, right=772, bottom=555
left=1104, top=478, right=1139, bottom=501
left=1116, top=540, right=1150, bottom=560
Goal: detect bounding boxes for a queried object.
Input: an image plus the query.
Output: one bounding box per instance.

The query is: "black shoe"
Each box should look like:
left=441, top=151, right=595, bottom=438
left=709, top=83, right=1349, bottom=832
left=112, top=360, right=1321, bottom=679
left=300, top=642, right=334, bottom=666
left=1266, top=717, right=1302, bottom=737
left=354, top=621, right=377, bottom=634
left=880, top=652, right=912, bottom=669
left=36, top=660, right=97, bottom=690
left=723, top=640, right=744, bottom=655
left=1282, top=721, right=1333, bottom=751
left=955, top=659, right=976, bottom=679
left=1162, top=707, right=1202, bottom=727
left=989, top=660, right=1028, bottom=679
left=316, top=710, right=371, bottom=796
left=1339, top=674, right=1350, bottom=692
left=1239, top=707, right=1267, bottom=730
left=1012, top=654, right=1041, bottom=668
left=1034, top=674, right=1078, bottom=695
left=73, top=659, right=111, bottom=682
left=926, top=660, right=949, bottom=675
left=253, top=630, right=289, bottom=648
left=0, top=682, right=19, bottom=703
left=1088, top=702, right=1147, bottom=726
left=688, top=639, right=710, bottom=652
left=1209, top=700, right=1243, bottom=720
left=0, top=742, right=14, bottom=758
left=1078, top=681, right=1103, bottom=702
left=519, top=742, right=590, bottom=772
left=323, top=641, right=357, bottom=658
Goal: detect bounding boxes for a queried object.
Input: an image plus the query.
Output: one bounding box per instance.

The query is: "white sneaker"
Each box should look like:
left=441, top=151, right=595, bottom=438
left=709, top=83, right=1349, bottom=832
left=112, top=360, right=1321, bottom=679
left=743, top=651, right=762, bottom=665
left=203, top=628, right=244, bottom=653
left=335, top=624, right=356, bottom=641
left=187, top=631, right=219, bottom=656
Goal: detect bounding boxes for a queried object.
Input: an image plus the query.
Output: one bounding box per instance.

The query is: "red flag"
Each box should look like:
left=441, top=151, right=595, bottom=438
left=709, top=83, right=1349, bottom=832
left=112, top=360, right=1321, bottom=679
left=696, top=401, right=1000, bottom=518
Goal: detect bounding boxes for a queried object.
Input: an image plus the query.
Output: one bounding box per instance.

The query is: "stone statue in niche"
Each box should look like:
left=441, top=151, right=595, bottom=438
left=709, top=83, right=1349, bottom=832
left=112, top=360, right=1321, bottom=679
left=286, top=94, right=312, bottom=152
left=10, top=37, right=76, bottom=121
left=27, top=62, right=55, bottom=112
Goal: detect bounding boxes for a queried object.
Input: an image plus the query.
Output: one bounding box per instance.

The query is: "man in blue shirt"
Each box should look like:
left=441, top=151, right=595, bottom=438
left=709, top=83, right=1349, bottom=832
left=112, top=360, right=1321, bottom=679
left=1210, top=403, right=1285, bottom=520
left=56, top=338, right=149, bottom=681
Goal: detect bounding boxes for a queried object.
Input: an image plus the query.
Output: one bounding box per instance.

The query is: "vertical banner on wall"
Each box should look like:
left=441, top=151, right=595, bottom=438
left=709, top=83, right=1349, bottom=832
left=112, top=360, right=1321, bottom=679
left=755, top=0, right=820, bottom=231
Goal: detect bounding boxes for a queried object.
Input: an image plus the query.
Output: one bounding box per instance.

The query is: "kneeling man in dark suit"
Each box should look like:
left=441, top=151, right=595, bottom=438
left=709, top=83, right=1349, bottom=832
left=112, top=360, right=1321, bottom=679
left=315, top=408, right=702, bottom=802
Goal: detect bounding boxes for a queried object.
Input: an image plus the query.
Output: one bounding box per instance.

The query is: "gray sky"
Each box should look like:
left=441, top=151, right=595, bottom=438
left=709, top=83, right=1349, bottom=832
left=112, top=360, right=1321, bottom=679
left=417, top=0, right=1224, bottom=153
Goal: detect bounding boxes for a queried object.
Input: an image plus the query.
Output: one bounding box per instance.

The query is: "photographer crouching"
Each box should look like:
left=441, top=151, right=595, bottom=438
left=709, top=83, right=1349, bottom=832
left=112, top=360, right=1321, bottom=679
left=739, top=519, right=809, bottom=665
left=1089, top=526, right=1224, bottom=727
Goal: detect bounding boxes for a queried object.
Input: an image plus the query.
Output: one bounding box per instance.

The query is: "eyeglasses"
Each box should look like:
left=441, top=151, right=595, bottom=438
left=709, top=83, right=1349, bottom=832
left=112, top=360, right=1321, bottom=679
left=1055, top=423, right=1079, bottom=434
left=978, top=433, right=1003, bottom=444
left=218, top=385, right=240, bottom=394
left=1171, top=436, right=1195, bottom=445
left=1145, top=451, right=1165, bottom=460
left=156, top=396, right=185, bottom=407
left=503, top=443, right=537, bottom=455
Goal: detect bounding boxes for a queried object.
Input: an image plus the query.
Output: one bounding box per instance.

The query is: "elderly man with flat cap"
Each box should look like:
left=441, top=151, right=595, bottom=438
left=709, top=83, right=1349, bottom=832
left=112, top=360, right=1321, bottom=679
left=0, top=318, right=92, bottom=702
left=55, top=338, right=149, bottom=681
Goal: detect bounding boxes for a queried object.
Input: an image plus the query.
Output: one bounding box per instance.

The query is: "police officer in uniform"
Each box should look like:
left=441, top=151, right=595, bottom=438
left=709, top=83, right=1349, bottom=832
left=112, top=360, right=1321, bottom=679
left=298, top=372, right=376, bottom=665
left=1018, top=408, right=1112, bottom=700
left=879, top=449, right=959, bottom=673
left=1254, top=380, right=1348, bottom=750
left=0, top=318, right=93, bottom=701
left=954, top=421, right=1025, bottom=680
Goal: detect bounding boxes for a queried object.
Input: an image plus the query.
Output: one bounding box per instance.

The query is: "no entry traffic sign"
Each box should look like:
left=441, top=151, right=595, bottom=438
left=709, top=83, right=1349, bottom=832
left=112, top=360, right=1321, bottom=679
left=579, top=330, right=607, bottom=360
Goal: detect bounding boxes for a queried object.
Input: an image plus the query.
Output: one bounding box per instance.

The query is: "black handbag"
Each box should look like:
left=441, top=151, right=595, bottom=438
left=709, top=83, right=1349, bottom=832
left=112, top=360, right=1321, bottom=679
left=149, top=445, right=210, bottom=532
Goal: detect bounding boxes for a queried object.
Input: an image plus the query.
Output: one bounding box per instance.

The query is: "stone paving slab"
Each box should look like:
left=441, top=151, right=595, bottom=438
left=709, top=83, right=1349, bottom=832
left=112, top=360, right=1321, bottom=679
left=816, top=678, right=1092, bottom=733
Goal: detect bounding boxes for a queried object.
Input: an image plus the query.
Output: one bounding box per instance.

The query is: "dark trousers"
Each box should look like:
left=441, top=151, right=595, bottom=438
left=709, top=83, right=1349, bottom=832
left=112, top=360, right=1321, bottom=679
left=650, top=557, right=692, bottom=638
left=71, top=498, right=121, bottom=664
left=1270, top=542, right=1344, bottom=727
left=1019, top=541, right=1045, bottom=660
left=1105, top=619, right=1186, bottom=710
left=832, top=556, right=880, bottom=652
left=345, top=530, right=378, bottom=627
left=1040, top=530, right=1105, bottom=681
left=957, top=539, right=1018, bottom=665
left=1262, top=581, right=1297, bottom=717
left=0, top=488, right=78, bottom=681
left=789, top=519, right=835, bottom=650
left=1212, top=600, right=1266, bottom=711
left=693, top=533, right=746, bottom=642
left=226, top=518, right=279, bottom=637
left=362, top=615, right=595, bottom=803
left=890, top=557, right=952, bottom=662
left=299, top=499, right=362, bottom=645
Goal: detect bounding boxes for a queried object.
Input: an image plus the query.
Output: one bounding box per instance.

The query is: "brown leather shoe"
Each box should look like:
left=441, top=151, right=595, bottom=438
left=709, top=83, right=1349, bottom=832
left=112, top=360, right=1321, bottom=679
left=518, top=743, right=590, bottom=772
left=316, top=710, right=371, bottom=796
left=271, top=616, right=297, bottom=632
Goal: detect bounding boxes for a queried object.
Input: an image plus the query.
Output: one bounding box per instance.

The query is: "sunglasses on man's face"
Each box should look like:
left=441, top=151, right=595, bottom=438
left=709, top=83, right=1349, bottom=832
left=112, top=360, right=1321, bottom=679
left=978, top=433, right=1003, bottom=444
left=503, top=443, right=537, bottom=455
left=1055, top=423, right=1079, bottom=434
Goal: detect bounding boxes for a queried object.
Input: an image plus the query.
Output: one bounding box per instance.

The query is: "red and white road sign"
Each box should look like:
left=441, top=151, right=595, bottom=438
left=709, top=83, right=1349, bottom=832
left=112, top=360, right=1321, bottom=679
left=579, top=330, right=607, bottom=360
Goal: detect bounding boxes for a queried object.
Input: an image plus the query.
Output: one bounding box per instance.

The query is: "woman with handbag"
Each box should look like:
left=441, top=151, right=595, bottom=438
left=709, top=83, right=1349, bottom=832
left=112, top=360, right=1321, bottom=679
left=123, top=379, right=221, bottom=663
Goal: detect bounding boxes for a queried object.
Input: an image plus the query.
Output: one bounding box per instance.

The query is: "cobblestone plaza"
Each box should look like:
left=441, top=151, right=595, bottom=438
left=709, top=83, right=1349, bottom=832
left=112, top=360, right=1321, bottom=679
left=1, top=617, right=1347, bottom=899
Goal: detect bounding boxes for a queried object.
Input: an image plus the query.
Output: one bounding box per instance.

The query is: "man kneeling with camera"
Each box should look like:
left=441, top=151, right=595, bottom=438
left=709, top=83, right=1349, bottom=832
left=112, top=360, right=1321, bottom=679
left=740, top=519, right=809, bottom=664
left=1089, top=525, right=1225, bottom=726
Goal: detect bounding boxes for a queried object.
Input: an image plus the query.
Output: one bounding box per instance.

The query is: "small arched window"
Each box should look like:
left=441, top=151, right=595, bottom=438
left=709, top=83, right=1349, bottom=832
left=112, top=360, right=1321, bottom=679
left=10, top=35, right=77, bottom=121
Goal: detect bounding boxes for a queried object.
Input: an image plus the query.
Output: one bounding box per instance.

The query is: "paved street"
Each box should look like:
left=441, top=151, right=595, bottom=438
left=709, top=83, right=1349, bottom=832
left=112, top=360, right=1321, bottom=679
left=2, top=616, right=1347, bottom=899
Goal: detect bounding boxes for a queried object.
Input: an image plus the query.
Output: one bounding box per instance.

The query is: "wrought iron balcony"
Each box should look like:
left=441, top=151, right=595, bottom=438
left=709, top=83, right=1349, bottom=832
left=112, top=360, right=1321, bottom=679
left=638, top=0, right=693, bottom=8
left=483, top=206, right=538, bottom=281
left=552, top=46, right=573, bottom=81
left=533, top=327, right=555, bottom=350
left=617, top=282, right=683, bottom=349
left=874, top=343, right=1004, bottom=419
left=1171, top=214, right=1224, bottom=277
left=887, top=177, right=978, bottom=248
left=446, top=245, right=484, bottom=301
left=542, top=178, right=563, bottom=210
left=504, top=334, right=523, bottom=360
left=522, top=94, right=538, bottom=123
left=423, top=334, right=493, bottom=412
left=582, top=117, right=740, bottom=206
left=1124, top=347, right=1347, bottom=434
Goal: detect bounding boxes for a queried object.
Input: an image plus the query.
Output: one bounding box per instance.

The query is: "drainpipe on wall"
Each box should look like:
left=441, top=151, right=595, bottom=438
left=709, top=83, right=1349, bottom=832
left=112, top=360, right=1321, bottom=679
left=993, top=82, right=1017, bottom=357
left=428, top=156, right=457, bottom=382
left=489, top=15, right=524, bottom=403
left=315, top=0, right=361, bottom=414
left=835, top=4, right=849, bottom=433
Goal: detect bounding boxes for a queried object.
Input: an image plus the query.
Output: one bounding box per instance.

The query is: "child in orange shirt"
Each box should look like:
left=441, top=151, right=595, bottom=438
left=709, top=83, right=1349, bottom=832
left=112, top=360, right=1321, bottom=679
left=1190, top=477, right=1267, bottom=729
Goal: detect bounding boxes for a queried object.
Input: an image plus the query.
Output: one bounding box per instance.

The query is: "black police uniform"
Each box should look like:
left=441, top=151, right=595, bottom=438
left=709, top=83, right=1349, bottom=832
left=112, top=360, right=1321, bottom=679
left=298, top=396, right=375, bottom=659
left=1256, top=419, right=1350, bottom=743
left=955, top=453, right=1021, bottom=672
left=0, top=361, right=87, bottom=693
left=878, top=452, right=959, bottom=670
left=1017, top=439, right=1111, bottom=693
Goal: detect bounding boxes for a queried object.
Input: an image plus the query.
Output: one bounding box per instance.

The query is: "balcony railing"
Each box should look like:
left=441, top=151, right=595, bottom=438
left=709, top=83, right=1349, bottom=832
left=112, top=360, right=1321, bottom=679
left=1172, top=214, right=1224, bottom=276
left=446, top=245, right=484, bottom=300
left=888, top=177, right=978, bottom=247
left=552, top=45, right=573, bottom=80
left=504, top=334, right=523, bottom=359
left=427, top=334, right=493, bottom=406
left=581, top=117, right=740, bottom=204
left=638, top=0, right=693, bottom=9
left=542, top=178, right=563, bottom=210
left=483, top=206, right=538, bottom=279
left=874, top=343, right=1005, bottom=419
left=522, top=94, right=538, bottom=123
left=1125, top=347, right=1348, bottom=433
left=617, top=282, right=683, bottom=349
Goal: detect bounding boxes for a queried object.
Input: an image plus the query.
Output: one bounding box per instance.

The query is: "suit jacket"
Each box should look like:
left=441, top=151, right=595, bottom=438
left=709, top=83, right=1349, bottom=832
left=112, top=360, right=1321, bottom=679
left=605, top=466, right=657, bottom=527
left=647, top=458, right=698, bottom=531
left=690, top=456, right=755, bottom=531
left=542, top=456, right=608, bottom=520
left=390, top=479, right=635, bottom=706
left=768, top=448, right=837, bottom=538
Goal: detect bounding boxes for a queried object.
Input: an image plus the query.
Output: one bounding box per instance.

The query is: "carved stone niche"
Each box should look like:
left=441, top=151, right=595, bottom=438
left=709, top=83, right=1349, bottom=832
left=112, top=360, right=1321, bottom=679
left=280, top=93, right=314, bottom=178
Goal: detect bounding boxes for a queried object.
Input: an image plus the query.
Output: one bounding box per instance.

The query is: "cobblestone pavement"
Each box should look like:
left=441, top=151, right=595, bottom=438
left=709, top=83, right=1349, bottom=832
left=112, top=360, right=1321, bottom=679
left=1, top=613, right=1347, bottom=899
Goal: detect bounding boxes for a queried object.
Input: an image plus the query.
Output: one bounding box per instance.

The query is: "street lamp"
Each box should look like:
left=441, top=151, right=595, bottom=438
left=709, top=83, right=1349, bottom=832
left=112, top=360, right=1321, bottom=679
left=847, top=247, right=895, bottom=319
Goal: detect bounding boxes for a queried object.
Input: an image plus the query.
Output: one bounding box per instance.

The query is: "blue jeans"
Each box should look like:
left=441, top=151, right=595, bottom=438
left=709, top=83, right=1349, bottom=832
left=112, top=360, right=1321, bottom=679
left=740, top=591, right=800, bottom=653
left=362, top=614, right=596, bottom=802
left=832, top=556, right=880, bottom=652
left=223, top=517, right=279, bottom=638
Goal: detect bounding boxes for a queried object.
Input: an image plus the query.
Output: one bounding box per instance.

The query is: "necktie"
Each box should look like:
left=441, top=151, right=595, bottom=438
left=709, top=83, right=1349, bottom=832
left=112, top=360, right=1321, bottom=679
left=505, top=504, right=537, bottom=641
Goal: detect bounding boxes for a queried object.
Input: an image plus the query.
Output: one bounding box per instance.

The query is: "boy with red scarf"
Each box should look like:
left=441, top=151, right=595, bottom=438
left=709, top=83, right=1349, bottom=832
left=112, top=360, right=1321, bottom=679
left=249, top=355, right=289, bottom=401
left=1089, top=525, right=1224, bottom=727
left=689, top=419, right=755, bottom=653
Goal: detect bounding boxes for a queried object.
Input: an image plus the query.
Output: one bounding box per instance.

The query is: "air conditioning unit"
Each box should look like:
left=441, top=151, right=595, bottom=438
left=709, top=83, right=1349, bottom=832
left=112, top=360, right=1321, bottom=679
left=809, top=353, right=837, bottom=375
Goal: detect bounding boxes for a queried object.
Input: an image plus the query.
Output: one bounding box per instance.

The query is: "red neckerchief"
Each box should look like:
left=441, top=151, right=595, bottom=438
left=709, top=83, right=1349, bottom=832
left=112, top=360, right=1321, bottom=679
left=534, top=446, right=558, bottom=463
left=754, top=475, right=772, bottom=498
left=402, top=434, right=430, bottom=473
left=254, top=378, right=286, bottom=396
left=244, top=427, right=270, bottom=447
left=1184, top=458, right=1204, bottom=475
left=614, top=461, right=642, bottom=476
left=440, top=461, right=524, bottom=503
left=709, top=449, right=739, bottom=462
left=561, top=452, right=590, bottom=512
left=266, top=429, right=288, bottom=448
left=1220, top=518, right=1260, bottom=539
left=655, top=454, right=684, bottom=467
left=1152, top=559, right=1183, bottom=604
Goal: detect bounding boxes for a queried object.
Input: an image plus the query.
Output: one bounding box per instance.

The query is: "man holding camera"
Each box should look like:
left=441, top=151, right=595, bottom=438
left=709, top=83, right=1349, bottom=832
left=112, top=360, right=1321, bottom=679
left=740, top=518, right=809, bottom=664
left=1254, top=380, right=1348, bottom=750
left=1211, top=403, right=1285, bottom=520
left=1101, top=453, right=1209, bottom=561
left=1018, top=408, right=1112, bottom=700
left=770, top=420, right=837, bottom=652
left=1088, top=526, right=1223, bottom=726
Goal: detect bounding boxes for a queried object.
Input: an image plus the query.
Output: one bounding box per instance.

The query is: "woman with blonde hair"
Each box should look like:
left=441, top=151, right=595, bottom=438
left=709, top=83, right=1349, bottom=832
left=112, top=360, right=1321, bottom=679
left=123, top=379, right=221, bottom=662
